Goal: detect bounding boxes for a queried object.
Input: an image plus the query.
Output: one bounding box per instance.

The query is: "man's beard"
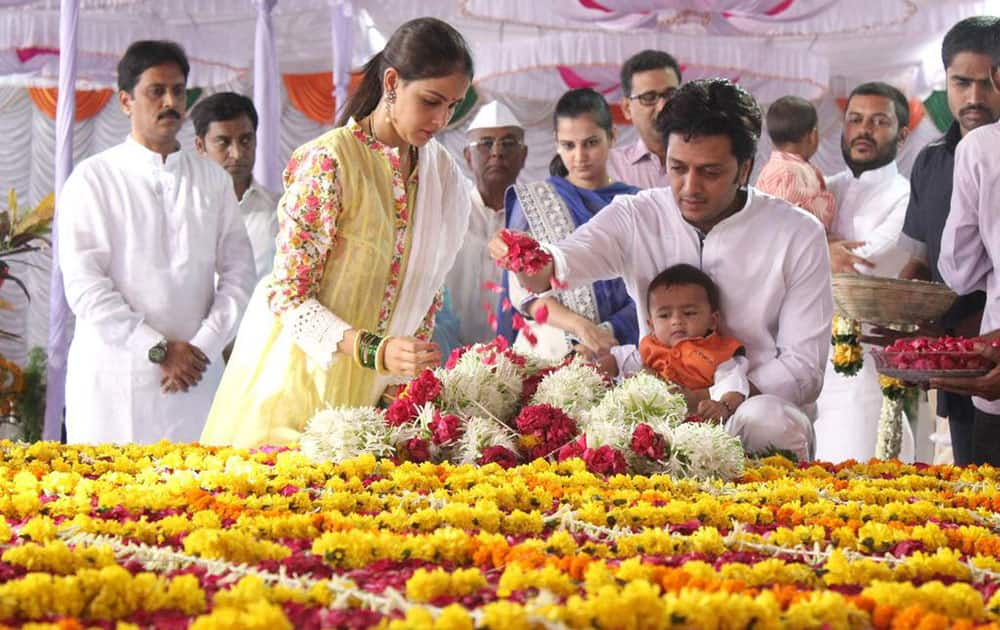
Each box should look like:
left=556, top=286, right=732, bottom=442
left=841, top=135, right=898, bottom=175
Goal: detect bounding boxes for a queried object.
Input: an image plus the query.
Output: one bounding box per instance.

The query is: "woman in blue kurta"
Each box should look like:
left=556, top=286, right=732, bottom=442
left=498, top=88, right=640, bottom=361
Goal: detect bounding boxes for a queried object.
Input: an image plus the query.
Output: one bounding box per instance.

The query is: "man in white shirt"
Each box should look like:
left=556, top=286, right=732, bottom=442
left=608, top=50, right=681, bottom=189
left=815, top=81, right=912, bottom=462
left=58, top=40, right=256, bottom=444
left=191, top=92, right=279, bottom=282
left=492, top=79, right=832, bottom=461
left=826, top=82, right=911, bottom=277
left=435, top=101, right=527, bottom=354
left=935, top=107, right=1000, bottom=466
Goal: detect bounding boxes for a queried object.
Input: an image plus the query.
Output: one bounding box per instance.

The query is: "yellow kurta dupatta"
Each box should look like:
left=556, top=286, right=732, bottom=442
left=202, top=120, right=470, bottom=448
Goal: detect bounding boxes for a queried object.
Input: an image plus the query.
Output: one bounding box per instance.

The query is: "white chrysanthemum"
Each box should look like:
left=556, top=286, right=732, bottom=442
left=517, top=350, right=560, bottom=375
left=670, top=422, right=745, bottom=481
left=300, top=407, right=396, bottom=463
left=436, top=351, right=523, bottom=423
left=585, top=372, right=687, bottom=429
left=454, top=416, right=520, bottom=465
left=582, top=417, right=630, bottom=451
left=530, top=359, right=607, bottom=417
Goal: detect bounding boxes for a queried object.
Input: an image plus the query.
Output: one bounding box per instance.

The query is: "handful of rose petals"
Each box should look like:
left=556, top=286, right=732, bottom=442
left=496, top=229, right=553, bottom=275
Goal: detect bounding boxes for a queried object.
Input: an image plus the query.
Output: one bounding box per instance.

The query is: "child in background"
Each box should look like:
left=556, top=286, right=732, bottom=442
left=607, top=264, right=748, bottom=423
left=756, top=95, right=836, bottom=232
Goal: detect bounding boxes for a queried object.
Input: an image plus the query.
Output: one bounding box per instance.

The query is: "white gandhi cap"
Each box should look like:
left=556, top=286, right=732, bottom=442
left=466, top=101, right=522, bottom=132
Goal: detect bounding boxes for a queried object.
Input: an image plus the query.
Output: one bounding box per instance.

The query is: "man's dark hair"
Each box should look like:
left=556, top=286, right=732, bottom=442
left=189, top=92, right=259, bottom=138
left=657, top=78, right=761, bottom=164
left=117, top=40, right=190, bottom=94
left=620, top=49, right=682, bottom=97
left=765, top=96, right=818, bottom=145
left=942, top=16, right=1000, bottom=70
left=647, top=264, right=721, bottom=312
left=847, top=81, right=910, bottom=129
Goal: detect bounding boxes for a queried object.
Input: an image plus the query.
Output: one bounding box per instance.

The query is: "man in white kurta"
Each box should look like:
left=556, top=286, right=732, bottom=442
left=814, top=82, right=912, bottom=462
left=58, top=41, right=255, bottom=444
left=497, top=80, right=832, bottom=461
left=437, top=102, right=527, bottom=351
left=237, top=182, right=280, bottom=280
left=191, top=92, right=279, bottom=282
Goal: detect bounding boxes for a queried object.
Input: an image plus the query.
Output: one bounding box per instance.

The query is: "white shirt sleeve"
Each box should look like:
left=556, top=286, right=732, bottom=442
left=852, top=190, right=909, bottom=275
left=747, top=224, right=833, bottom=406
left=189, top=177, right=256, bottom=358
left=709, top=355, right=750, bottom=400
left=610, top=344, right=643, bottom=383
left=940, top=136, right=991, bottom=295
left=546, top=195, right=635, bottom=289
left=58, top=169, right=164, bottom=352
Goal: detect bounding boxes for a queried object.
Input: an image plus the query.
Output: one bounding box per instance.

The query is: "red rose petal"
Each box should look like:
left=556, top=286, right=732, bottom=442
left=482, top=281, right=504, bottom=293
left=512, top=313, right=527, bottom=331
left=534, top=304, right=549, bottom=324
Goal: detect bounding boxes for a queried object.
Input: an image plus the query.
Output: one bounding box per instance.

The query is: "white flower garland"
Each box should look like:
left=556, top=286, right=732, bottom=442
left=300, top=407, right=396, bottom=464
left=584, top=372, right=688, bottom=430
left=530, top=359, right=607, bottom=418
left=875, top=396, right=905, bottom=460
left=670, top=422, right=745, bottom=481
left=435, top=351, right=523, bottom=424
left=454, top=416, right=520, bottom=465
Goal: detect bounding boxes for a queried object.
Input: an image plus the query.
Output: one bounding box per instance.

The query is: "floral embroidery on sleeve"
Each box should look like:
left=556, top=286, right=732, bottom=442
left=266, top=145, right=342, bottom=315
left=414, top=290, right=444, bottom=342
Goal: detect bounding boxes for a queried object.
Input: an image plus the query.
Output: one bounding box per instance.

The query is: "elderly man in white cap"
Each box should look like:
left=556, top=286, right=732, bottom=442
left=435, top=101, right=528, bottom=353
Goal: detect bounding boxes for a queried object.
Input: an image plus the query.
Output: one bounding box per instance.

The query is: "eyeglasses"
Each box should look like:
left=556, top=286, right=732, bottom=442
left=627, top=88, right=677, bottom=107
left=468, top=137, right=524, bottom=153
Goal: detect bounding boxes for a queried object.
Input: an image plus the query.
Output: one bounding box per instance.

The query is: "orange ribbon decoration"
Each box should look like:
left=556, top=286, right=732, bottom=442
left=282, top=72, right=364, bottom=125
left=27, top=87, right=114, bottom=121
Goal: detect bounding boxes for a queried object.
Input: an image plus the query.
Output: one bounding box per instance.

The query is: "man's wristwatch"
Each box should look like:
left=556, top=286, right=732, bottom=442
left=148, top=340, right=168, bottom=364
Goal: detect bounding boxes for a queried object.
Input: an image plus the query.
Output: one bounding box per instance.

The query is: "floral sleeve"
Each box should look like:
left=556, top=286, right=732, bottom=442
left=266, top=145, right=342, bottom=315
left=265, top=144, right=350, bottom=368
left=414, top=290, right=445, bottom=342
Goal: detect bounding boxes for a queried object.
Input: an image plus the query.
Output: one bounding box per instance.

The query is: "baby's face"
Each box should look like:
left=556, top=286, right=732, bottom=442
left=647, top=283, right=719, bottom=347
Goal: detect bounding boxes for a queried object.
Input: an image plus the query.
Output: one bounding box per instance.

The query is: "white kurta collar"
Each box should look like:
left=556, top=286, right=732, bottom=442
left=686, top=186, right=760, bottom=238
left=240, top=179, right=266, bottom=205
left=122, top=134, right=182, bottom=168
left=850, top=161, right=899, bottom=186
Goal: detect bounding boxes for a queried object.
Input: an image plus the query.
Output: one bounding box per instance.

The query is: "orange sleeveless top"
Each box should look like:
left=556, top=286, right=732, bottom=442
left=638, top=332, right=744, bottom=390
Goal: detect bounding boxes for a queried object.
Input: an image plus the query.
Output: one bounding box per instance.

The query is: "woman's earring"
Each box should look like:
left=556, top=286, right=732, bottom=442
left=385, top=89, right=396, bottom=123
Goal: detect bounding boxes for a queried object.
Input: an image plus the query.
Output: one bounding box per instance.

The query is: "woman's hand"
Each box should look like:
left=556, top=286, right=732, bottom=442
left=382, top=337, right=441, bottom=377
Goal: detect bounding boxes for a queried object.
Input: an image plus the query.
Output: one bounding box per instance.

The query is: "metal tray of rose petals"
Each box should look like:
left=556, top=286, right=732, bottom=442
left=870, top=349, right=991, bottom=383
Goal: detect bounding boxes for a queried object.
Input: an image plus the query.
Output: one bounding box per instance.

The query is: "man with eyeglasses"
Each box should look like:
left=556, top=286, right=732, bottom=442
left=608, top=49, right=682, bottom=189
left=435, top=101, right=528, bottom=353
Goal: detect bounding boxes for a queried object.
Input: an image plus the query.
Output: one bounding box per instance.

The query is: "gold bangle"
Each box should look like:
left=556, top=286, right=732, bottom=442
left=375, top=336, right=392, bottom=374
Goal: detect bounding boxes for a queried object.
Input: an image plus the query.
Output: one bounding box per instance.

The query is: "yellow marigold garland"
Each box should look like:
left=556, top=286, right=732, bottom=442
left=0, top=442, right=997, bottom=628
left=831, top=315, right=863, bottom=376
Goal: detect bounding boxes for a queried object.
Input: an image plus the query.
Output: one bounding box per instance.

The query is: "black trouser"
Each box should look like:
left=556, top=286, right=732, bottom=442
left=942, top=392, right=975, bottom=466
left=972, top=408, right=1000, bottom=466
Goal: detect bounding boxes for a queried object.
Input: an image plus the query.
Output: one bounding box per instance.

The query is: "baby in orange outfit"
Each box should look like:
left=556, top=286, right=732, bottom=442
left=609, top=264, right=749, bottom=422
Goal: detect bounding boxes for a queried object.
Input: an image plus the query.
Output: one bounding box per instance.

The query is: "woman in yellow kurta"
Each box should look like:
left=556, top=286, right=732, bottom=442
left=201, top=18, right=474, bottom=448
